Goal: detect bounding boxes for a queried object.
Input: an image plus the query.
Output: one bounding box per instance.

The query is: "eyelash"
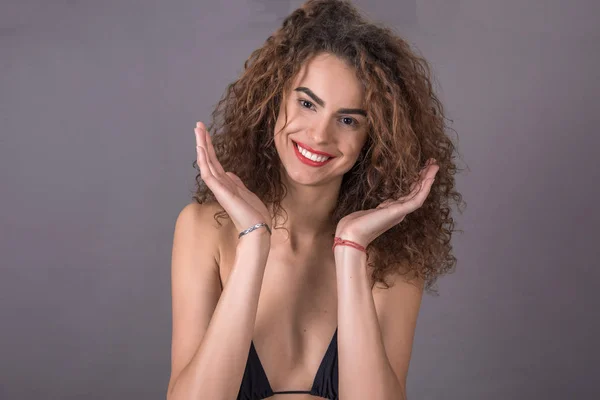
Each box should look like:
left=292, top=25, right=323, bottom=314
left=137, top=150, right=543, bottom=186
left=297, top=99, right=360, bottom=128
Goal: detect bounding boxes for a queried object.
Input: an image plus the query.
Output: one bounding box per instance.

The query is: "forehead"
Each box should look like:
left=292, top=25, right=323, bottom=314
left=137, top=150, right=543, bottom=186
left=291, top=53, right=365, bottom=106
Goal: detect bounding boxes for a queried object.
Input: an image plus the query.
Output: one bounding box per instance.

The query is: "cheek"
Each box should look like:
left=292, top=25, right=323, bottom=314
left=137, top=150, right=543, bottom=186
left=273, top=110, right=289, bottom=137
left=276, top=109, right=306, bottom=137
left=274, top=101, right=294, bottom=132
left=347, top=141, right=367, bottom=161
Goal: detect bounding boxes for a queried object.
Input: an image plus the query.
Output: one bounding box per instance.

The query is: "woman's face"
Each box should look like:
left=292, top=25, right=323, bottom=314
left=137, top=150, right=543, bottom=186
left=273, top=53, right=369, bottom=187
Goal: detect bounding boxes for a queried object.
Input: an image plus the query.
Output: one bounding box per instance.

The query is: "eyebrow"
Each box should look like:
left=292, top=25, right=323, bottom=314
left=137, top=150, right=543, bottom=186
left=294, top=86, right=367, bottom=117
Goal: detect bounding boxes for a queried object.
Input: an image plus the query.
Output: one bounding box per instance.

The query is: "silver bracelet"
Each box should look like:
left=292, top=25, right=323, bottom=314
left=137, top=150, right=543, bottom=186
left=238, top=222, right=272, bottom=239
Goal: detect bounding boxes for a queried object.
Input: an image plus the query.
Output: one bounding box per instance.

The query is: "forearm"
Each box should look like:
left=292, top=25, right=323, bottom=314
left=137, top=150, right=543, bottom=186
left=335, top=246, right=405, bottom=400
left=168, top=232, right=271, bottom=400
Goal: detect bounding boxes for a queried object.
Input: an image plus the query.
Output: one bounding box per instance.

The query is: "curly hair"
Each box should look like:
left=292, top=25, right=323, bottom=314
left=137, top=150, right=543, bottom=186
left=192, top=0, right=466, bottom=295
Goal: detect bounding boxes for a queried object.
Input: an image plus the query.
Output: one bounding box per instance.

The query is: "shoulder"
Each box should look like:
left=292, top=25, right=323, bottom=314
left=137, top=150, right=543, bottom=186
left=177, top=201, right=222, bottom=224
left=175, top=202, right=233, bottom=265
left=175, top=202, right=223, bottom=234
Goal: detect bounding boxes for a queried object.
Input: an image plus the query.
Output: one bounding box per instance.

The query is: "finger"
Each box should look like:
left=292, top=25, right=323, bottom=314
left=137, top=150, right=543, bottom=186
left=410, top=177, right=435, bottom=206
left=196, top=137, right=234, bottom=202
left=204, top=127, right=227, bottom=176
left=196, top=121, right=225, bottom=176
left=419, top=158, right=436, bottom=179
left=404, top=169, right=437, bottom=204
left=389, top=181, right=432, bottom=216
left=195, top=137, right=213, bottom=181
left=195, top=127, right=219, bottom=178
left=195, top=127, right=218, bottom=180
left=413, top=160, right=439, bottom=189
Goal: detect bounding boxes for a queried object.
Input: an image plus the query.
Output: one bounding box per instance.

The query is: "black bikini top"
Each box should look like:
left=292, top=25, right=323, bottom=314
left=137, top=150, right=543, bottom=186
left=237, top=327, right=339, bottom=400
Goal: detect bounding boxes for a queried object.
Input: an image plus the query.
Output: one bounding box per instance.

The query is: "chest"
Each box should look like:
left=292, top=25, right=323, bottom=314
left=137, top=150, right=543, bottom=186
left=218, top=236, right=338, bottom=329
left=218, top=234, right=339, bottom=394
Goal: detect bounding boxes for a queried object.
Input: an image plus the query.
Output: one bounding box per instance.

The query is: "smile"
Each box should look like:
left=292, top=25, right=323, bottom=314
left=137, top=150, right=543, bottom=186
left=292, top=141, right=335, bottom=167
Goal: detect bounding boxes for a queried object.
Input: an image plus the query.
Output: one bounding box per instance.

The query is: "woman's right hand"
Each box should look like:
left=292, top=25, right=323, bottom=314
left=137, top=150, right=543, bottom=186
left=194, top=121, right=272, bottom=239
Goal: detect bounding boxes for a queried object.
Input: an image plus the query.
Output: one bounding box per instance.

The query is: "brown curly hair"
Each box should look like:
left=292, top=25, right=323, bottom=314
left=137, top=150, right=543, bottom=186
left=192, top=0, right=466, bottom=295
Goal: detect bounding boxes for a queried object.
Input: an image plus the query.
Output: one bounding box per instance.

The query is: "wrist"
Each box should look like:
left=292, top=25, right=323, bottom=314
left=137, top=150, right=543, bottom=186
left=334, top=243, right=368, bottom=271
left=237, top=227, right=271, bottom=251
left=332, top=231, right=368, bottom=253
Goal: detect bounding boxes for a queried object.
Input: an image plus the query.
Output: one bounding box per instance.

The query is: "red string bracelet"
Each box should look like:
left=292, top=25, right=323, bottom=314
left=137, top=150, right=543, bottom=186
left=332, top=236, right=367, bottom=253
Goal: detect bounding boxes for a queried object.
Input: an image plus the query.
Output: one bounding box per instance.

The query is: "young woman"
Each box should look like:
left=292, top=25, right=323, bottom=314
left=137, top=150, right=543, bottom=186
left=167, top=1, right=464, bottom=399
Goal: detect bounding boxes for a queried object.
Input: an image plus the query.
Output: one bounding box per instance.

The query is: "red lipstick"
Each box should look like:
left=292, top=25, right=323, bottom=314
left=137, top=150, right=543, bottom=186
left=293, top=141, right=335, bottom=158
left=293, top=141, right=334, bottom=167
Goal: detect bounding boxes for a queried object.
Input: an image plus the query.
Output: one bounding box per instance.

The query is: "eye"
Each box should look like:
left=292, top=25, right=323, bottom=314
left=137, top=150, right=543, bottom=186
left=339, top=116, right=360, bottom=129
left=298, top=99, right=315, bottom=110
left=298, top=98, right=360, bottom=129
left=340, top=117, right=357, bottom=127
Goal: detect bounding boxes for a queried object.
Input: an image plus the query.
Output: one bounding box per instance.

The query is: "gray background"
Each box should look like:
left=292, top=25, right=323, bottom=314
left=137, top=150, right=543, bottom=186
left=1, top=0, right=599, bottom=399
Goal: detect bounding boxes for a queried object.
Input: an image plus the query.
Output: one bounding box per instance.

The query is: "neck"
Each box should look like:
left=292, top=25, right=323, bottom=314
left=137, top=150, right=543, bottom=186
left=269, top=179, right=341, bottom=251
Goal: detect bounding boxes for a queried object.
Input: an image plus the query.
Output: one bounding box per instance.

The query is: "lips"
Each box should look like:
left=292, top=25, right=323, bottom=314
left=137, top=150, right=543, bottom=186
left=292, top=140, right=334, bottom=166
left=292, top=141, right=335, bottom=158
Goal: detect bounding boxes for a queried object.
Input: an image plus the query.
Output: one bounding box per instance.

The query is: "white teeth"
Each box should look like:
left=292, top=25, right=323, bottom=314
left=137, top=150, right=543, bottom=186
left=296, top=143, right=330, bottom=163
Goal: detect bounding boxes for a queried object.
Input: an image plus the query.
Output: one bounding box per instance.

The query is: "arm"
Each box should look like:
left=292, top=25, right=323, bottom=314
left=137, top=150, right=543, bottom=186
left=333, top=159, right=437, bottom=399
left=167, top=202, right=271, bottom=400
left=335, top=245, right=423, bottom=400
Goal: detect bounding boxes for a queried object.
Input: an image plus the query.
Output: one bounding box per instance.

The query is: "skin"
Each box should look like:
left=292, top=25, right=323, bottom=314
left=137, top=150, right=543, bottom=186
left=271, top=51, right=439, bottom=252
left=272, top=52, right=370, bottom=252
left=186, top=51, right=439, bottom=399
left=267, top=52, right=440, bottom=399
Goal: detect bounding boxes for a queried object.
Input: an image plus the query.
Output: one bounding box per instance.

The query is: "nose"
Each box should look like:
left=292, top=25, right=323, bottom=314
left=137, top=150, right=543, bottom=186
left=307, top=118, right=334, bottom=145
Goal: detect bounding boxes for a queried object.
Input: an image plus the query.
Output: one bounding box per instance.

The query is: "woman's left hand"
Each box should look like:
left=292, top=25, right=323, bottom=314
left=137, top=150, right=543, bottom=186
left=334, top=158, right=440, bottom=249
